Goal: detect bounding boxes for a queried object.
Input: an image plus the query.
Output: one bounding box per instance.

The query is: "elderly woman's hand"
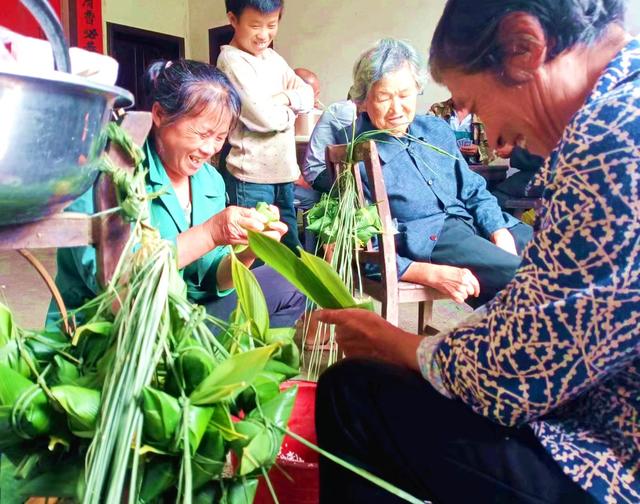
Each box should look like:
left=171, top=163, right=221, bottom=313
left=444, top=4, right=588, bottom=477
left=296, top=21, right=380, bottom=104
left=491, top=228, right=518, bottom=256
left=402, top=263, right=480, bottom=304
left=313, top=308, right=423, bottom=370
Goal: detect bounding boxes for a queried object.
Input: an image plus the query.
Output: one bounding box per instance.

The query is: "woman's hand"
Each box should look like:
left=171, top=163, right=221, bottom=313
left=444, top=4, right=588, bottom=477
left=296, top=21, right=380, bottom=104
left=495, top=144, right=514, bottom=159
left=313, top=308, right=423, bottom=370
left=256, top=204, right=288, bottom=243
left=206, top=206, right=268, bottom=246
left=491, top=228, right=518, bottom=256
left=402, top=263, right=480, bottom=305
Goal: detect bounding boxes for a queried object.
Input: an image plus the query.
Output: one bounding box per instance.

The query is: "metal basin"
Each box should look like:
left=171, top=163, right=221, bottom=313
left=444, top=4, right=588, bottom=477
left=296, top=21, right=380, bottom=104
left=0, top=68, right=133, bottom=225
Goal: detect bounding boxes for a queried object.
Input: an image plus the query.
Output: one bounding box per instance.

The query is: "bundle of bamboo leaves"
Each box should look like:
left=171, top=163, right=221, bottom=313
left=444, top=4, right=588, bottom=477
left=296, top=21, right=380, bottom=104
left=0, top=124, right=424, bottom=504
left=0, top=126, right=301, bottom=504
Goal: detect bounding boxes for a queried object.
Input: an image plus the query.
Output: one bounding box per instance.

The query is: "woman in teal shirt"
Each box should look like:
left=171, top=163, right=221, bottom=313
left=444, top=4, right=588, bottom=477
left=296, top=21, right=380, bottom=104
left=49, top=59, right=305, bottom=328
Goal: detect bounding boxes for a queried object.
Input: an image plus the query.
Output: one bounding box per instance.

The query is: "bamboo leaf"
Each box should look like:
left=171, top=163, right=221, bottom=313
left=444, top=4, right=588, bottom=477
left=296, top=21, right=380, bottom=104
left=249, top=385, right=297, bottom=430
left=231, top=254, right=269, bottom=341
left=14, top=461, right=85, bottom=500
left=71, top=320, right=113, bottom=346
left=0, top=407, right=21, bottom=450
left=142, top=387, right=181, bottom=450
left=0, top=303, right=16, bottom=346
left=186, top=403, right=215, bottom=453
left=248, top=231, right=352, bottom=309
left=237, top=425, right=274, bottom=475
left=139, top=458, right=177, bottom=503
left=0, top=340, right=30, bottom=377
left=210, top=405, right=246, bottom=442
left=220, top=479, right=259, bottom=504
left=51, top=385, right=100, bottom=438
left=192, top=429, right=227, bottom=489
left=0, top=364, right=35, bottom=406
left=189, top=345, right=277, bottom=405
left=298, top=249, right=357, bottom=308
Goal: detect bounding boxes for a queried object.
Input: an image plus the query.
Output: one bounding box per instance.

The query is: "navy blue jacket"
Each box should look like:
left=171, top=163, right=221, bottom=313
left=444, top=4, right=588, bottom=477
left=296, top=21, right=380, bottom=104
left=357, top=113, right=519, bottom=277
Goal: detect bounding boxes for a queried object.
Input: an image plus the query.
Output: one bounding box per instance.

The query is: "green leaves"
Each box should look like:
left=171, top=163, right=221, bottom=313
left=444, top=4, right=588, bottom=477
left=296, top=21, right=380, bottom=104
left=233, top=387, right=297, bottom=476
left=231, top=254, right=269, bottom=340
left=0, top=303, right=16, bottom=346
left=142, top=387, right=181, bottom=449
left=189, top=345, right=277, bottom=405
left=248, top=231, right=358, bottom=309
left=51, top=385, right=100, bottom=438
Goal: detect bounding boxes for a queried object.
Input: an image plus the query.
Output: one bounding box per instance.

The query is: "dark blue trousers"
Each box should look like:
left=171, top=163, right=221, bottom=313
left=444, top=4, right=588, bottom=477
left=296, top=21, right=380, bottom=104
left=204, top=265, right=305, bottom=328
left=223, top=170, right=301, bottom=252
left=431, top=217, right=533, bottom=306
left=316, top=359, right=596, bottom=504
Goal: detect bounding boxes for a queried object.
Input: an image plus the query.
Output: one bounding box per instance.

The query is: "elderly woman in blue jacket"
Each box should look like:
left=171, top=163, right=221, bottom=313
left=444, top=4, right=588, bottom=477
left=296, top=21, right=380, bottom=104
left=348, top=39, right=532, bottom=305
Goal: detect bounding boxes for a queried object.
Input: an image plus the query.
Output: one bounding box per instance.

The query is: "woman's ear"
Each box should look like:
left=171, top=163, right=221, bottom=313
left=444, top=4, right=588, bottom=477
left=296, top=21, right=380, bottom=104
left=151, top=102, right=165, bottom=128
left=498, top=12, right=549, bottom=83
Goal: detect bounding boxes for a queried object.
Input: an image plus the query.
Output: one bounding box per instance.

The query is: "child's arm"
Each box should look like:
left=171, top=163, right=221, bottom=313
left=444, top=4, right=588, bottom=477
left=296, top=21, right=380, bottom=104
left=281, top=67, right=315, bottom=114
left=218, top=53, right=296, bottom=133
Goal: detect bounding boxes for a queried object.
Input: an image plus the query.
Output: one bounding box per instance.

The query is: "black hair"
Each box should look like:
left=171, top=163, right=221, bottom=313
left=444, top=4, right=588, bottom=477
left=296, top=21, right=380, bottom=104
left=143, top=59, right=241, bottom=126
left=430, top=0, right=626, bottom=81
left=225, top=0, right=283, bottom=17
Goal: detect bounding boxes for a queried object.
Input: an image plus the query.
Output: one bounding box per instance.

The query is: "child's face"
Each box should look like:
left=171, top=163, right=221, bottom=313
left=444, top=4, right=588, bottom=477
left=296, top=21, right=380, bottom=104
left=228, top=7, right=281, bottom=57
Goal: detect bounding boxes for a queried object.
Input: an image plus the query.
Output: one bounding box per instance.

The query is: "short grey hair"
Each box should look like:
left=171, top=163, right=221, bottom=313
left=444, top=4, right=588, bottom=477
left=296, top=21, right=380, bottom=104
left=349, top=38, right=428, bottom=103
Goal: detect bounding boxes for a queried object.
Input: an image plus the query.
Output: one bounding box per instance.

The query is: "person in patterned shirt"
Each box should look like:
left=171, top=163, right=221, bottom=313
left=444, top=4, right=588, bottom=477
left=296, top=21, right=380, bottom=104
left=314, top=1, right=638, bottom=503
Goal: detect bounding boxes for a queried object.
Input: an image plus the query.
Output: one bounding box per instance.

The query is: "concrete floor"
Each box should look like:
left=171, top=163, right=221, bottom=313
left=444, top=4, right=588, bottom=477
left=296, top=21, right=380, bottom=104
left=0, top=249, right=471, bottom=333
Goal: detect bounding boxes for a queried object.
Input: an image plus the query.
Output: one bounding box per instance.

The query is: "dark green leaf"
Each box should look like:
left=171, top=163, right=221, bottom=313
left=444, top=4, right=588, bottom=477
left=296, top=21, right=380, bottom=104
left=139, top=458, right=177, bottom=503
left=192, top=428, right=226, bottom=489
left=142, top=387, right=181, bottom=450
left=186, top=403, right=215, bottom=453
left=51, top=385, right=100, bottom=438
left=222, top=478, right=259, bottom=504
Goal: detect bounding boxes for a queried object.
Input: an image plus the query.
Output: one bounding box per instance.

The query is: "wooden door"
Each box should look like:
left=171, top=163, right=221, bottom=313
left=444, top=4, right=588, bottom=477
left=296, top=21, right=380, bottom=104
left=107, top=23, right=185, bottom=110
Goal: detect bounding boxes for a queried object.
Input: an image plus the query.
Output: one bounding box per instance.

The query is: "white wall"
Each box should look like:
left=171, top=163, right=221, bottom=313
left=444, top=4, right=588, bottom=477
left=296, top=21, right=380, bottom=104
left=102, top=0, right=191, bottom=57
left=105, top=0, right=640, bottom=105
left=188, top=0, right=229, bottom=63
left=627, top=0, right=640, bottom=34
left=198, top=0, right=450, bottom=108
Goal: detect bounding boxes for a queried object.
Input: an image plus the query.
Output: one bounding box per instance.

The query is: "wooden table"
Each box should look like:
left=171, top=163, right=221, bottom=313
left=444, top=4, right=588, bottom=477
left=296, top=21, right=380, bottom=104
left=468, top=163, right=508, bottom=189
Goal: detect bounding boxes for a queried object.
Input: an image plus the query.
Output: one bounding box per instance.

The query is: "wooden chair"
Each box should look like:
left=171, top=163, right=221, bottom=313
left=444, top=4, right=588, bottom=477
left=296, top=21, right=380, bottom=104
left=325, top=141, right=444, bottom=334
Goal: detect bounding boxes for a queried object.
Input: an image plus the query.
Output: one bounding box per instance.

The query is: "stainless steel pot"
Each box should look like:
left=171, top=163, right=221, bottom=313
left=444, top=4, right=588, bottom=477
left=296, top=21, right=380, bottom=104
left=0, top=0, right=133, bottom=225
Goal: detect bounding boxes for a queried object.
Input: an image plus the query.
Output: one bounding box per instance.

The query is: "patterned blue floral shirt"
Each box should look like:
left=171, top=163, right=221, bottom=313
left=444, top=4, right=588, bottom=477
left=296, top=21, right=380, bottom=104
left=418, top=37, right=640, bottom=503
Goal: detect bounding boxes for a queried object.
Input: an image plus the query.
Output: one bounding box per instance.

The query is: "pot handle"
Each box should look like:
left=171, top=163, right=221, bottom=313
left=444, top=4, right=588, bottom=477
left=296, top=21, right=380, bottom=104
left=19, top=0, right=71, bottom=73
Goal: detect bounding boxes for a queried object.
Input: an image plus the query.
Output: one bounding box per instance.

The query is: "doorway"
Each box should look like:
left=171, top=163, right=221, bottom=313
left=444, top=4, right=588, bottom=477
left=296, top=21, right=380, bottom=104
left=107, top=22, right=185, bottom=110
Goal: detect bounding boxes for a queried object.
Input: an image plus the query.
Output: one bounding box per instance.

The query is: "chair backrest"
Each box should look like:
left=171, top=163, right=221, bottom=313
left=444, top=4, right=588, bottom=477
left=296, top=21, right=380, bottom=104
left=325, top=140, right=399, bottom=294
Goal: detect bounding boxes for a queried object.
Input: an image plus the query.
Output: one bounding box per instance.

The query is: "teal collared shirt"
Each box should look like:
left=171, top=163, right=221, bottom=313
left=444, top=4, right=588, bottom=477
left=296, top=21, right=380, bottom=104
left=47, top=140, right=232, bottom=327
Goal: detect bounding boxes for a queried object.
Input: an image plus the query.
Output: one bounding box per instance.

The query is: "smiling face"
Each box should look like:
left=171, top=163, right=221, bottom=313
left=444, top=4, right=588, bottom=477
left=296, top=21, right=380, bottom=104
left=364, top=65, right=419, bottom=136
left=441, top=68, right=555, bottom=157
left=152, top=103, right=232, bottom=181
left=228, top=7, right=280, bottom=57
